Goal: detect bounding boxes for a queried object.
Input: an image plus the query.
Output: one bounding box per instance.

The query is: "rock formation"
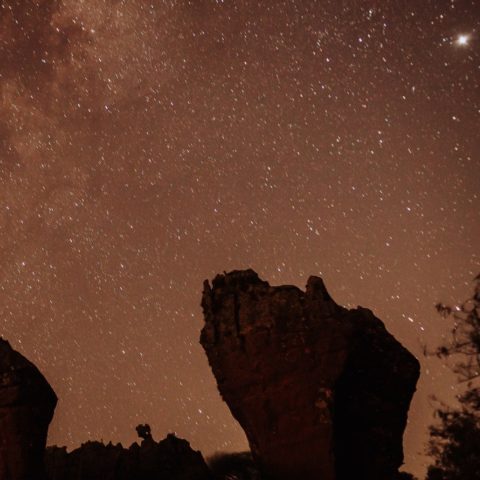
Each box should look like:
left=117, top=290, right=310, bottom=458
left=45, top=428, right=213, bottom=480
left=201, top=270, right=420, bottom=480
left=0, top=338, right=57, bottom=480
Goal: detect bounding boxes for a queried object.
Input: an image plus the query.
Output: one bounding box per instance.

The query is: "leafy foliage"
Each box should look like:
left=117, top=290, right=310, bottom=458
left=427, top=274, right=480, bottom=480
left=434, top=274, right=480, bottom=382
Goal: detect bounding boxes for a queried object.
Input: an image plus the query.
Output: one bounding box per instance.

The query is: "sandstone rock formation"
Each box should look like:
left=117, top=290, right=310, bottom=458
left=0, top=338, right=57, bottom=480
left=201, top=270, right=420, bottom=480
left=45, top=428, right=213, bottom=480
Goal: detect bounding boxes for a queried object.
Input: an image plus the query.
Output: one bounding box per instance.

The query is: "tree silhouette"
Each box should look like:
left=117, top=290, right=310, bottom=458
left=426, top=274, right=480, bottom=480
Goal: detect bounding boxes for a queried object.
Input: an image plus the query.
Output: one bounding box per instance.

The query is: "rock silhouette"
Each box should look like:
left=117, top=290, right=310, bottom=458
left=45, top=429, right=212, bottom=480
left=0, top=270, right=421, bottom=479
left=0, top=338, right=57, bottom=480
left=201, top=270, right=420, bottom=480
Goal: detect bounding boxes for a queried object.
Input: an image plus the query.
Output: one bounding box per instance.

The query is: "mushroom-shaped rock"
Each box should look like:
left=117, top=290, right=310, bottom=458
left=0, top=338, right=57, bottom=480
left=200, top=270, right=420, bottom=480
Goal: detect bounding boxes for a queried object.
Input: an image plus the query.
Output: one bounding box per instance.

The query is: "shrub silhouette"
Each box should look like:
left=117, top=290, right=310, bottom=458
left=208, top=452, right=262, bottom=480
left=427, top=274, right=480, bottom=480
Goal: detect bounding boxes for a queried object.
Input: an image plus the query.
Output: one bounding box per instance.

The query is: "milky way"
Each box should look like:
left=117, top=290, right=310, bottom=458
left=0, top=1, right=478, bottom=476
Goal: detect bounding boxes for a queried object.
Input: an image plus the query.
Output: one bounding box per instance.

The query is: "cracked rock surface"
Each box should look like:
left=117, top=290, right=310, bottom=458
left=201, top=270, right=420, bottom=480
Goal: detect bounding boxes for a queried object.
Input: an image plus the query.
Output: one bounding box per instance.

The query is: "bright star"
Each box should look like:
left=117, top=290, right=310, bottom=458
left=456, top=34, right=469, bottom=46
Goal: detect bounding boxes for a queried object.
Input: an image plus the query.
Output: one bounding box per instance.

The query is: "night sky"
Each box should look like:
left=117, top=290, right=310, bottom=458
left=0, top=1, right=478, bottom=477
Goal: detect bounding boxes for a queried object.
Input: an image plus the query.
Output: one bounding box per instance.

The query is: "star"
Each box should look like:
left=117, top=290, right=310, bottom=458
left=455, top=34, right=470, bottom=46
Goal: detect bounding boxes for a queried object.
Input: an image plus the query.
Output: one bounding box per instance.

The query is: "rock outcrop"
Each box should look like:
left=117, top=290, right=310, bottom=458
left=45, top=428, right=213, bottom=480
left=0, top=338, right=57, bottom=480
left=201, top=270, right=420, bottom=480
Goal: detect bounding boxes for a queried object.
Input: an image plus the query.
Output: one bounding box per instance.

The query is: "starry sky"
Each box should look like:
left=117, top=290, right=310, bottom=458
left=0, top=0, right=478, bottom=477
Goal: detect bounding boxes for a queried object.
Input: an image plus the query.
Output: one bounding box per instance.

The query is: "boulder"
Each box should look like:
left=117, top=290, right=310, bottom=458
left=0, top=338, right=57, bottom=480
left=200, top=270, right=420, bottom=480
